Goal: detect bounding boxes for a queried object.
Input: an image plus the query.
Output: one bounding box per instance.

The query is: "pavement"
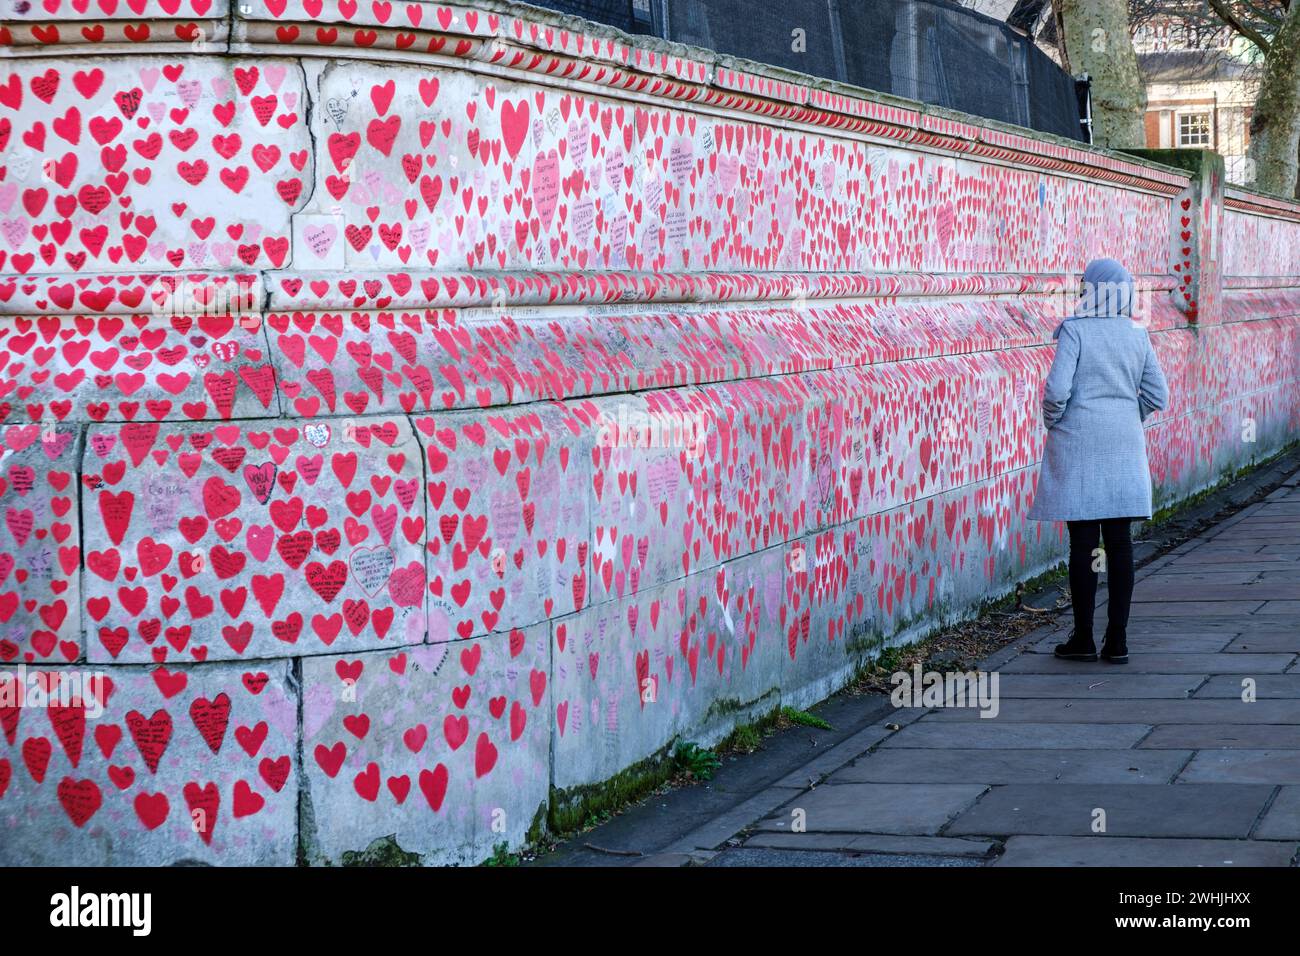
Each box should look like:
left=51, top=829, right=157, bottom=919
left=537, top=451, right=1300, bottom=867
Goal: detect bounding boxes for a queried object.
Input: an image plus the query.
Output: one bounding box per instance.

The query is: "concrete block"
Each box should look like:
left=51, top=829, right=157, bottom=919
left=266, top=308, right=520, bottom=417
left=677, top=545, right=788, bottom=742
left=411, top=403, right=591, bottom=642
left=82, top=416, right=426, bottom=663
left=584, top=390, right=707, bottom=603
left=551, top=579, right=684, bottom=792
left=779, top=523, right=876, bottom=708
left=0, top=423, right=81, bottom=663
left=300, top=629, right=550, bottom=866
left=0, top=659, right=298, bottom=865
left=0, top=56, right=307, bottom=274
left=0, top=312, right=277, bottom=424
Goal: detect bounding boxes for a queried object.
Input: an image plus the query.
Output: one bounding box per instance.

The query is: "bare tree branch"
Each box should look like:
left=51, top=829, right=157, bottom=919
left=1208, top=0, right=1274, bottom=49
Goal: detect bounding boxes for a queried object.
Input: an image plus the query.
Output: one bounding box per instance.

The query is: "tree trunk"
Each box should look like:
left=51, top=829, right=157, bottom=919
left=1055, top=0, right=1147, bottom=148
left=1245, top=3, right=1300, bottom=198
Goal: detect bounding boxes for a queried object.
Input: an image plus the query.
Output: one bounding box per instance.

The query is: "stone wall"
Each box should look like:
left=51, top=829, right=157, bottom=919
left=2, top=1, right=1298, bottom=865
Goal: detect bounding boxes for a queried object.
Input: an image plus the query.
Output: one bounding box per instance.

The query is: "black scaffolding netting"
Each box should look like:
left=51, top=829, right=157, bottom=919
left=669, top=0, right=845, bottom=85
left=525, top=0, right=1085, bottom=141
left=522, top=0, right=653, bottom=33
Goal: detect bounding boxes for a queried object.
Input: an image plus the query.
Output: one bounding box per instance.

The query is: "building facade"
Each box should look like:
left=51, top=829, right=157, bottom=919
left=1135, top=17, right=1261, bottom=186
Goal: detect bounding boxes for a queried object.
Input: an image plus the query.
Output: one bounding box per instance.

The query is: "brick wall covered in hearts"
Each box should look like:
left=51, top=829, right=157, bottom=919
left=2, top=1, right=1298, bottom=865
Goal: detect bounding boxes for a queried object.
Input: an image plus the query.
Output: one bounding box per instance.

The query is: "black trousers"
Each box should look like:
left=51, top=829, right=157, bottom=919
left=1066, top=518, right=1135, bottom=642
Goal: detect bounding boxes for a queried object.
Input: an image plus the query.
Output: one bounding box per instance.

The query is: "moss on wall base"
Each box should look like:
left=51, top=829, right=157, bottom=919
left=548, top=746, right=680, bottom=835
left=340, top=835, right=423, bottom=868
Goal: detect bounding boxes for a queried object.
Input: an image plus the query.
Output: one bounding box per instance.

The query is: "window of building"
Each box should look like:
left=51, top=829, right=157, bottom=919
left=1177, top=112, right=1212, bottom=148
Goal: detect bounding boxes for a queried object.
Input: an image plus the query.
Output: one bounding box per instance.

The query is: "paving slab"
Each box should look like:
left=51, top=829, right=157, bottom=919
left=879, top=721, right=1152, bottom=749
left=1149, top=564, right=1268, bottom=580
left=921, top=698, right=1300, bottom=723
left=1158, top=559, right=1300, bottom=572
left=1192, top=674, right=1300, bottom=698
left=1154, top=559, right=1289, bottom=572
left=1226, top=619, right=1300, bottom=633
left=998, top=652, right=1293, bottom=674
left=1168, top=552, right=1294, bottom=566
left=995, top=836, right=1297, bottom=867
left=766, top=718, right=917, bottom=789
left=1177, top=750, right=1300, bottom=784
left=629, top=852, right=701, bottom=867
left=1211, top=538, right=1300, bottom=546
left=1178, top=546, right=1269, bottom=556
left=1126, top=601, right=1265, bottom=617
left=1122, top=570, right=1262, bottom=584
left=707, top=847, right=986, bottom=867
left=1253, top=600, right=1300, bottom=616
left=1206, top=533, right=1300, bottom=543
left=982, top=673, right=1205, bottom=698
left=1225, top=633, right=1300, bottom=653
left=834, top=749, right=1189, bottom=784
left=1255, top=574, right=1300, bottom=588
left=1254, top=787, right=1300, bottom=840
left=1030, top=632, right=1233, bottom=654
left=743, top=830, right=997, bottom=857
left=1072, top=615, right=1293, bottom=632
left=1133, top=584, right=1300, bottom=601
left=946, top=784, right=1274, bottom=838
left=1139, top=724, right=1300, bottom=749
left=755, top=783, right=988, bottom=836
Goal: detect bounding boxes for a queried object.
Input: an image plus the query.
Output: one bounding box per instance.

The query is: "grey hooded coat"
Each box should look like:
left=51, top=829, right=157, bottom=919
left=1027, top=259, right=1170, bottom=522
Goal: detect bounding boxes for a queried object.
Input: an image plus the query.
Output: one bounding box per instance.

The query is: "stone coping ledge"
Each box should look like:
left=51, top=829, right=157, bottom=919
left=1, top=270, right=1192, bottom=315
left=2, top=0, right=1199, bottom=197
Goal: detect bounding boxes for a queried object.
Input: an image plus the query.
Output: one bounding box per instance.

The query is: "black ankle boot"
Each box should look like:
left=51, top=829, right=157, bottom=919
left=1054, top=630, right=1098, bottom=661
left=1100, top=630, right=1129, bottom=664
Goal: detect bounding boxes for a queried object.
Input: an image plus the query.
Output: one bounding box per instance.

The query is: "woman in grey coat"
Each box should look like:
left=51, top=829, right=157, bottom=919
left=1027, top=258, right=1169, bottom=663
